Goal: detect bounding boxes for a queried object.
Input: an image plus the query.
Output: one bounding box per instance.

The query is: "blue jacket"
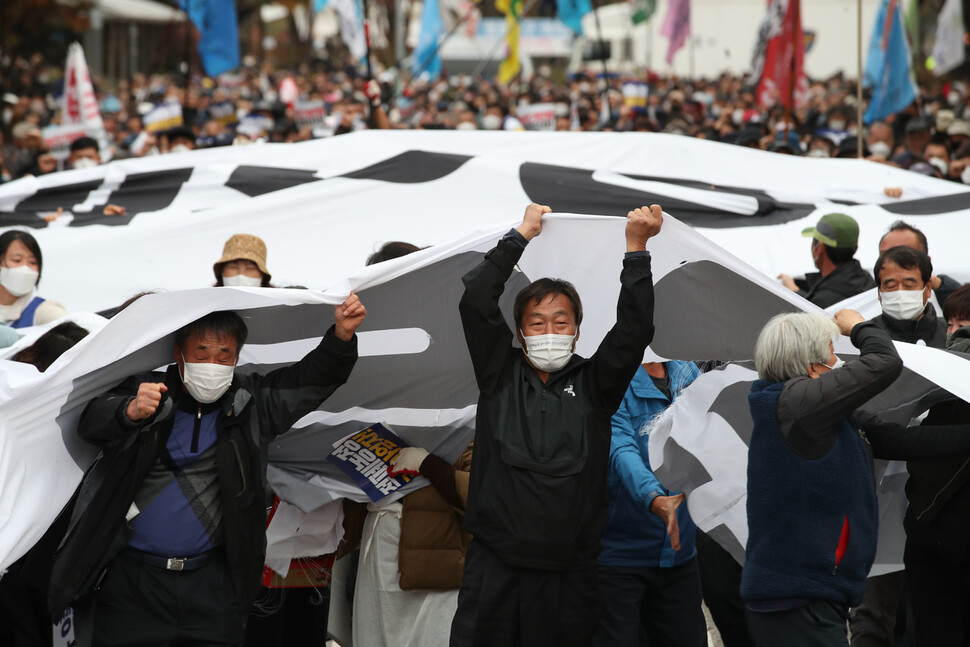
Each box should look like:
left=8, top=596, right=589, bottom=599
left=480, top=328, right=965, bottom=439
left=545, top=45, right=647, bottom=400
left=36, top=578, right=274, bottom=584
left=599, top=361, right=699, bottom=568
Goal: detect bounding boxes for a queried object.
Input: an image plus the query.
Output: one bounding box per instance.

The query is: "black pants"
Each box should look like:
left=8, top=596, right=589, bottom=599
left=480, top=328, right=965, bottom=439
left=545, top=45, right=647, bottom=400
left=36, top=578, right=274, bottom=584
left=905, top=541, right=970, bottom=645
left=747, top=600, right=848, bottom=647
left=242, top=586, right=330, bottom=647
left=92, top=550, right=243, bottom=647
left=695, top=530, right=754, bottom=647
left=593, top=558, right=706, bottom=647
left=450, top=539, right=598, bottom=647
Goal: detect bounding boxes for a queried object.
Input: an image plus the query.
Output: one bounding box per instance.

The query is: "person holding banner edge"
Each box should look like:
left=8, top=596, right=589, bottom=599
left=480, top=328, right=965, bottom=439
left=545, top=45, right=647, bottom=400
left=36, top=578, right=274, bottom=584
left=452, top=202, right=662, bottom=646
left=743, top=309, right=970, bottom=646
left=47, top=295, right=366, bottom=647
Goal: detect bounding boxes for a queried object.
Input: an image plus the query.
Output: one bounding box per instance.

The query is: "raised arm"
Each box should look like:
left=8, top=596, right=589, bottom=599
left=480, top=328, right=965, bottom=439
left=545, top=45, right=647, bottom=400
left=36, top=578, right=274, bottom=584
left=779, top=312, right=903, bottom=458
left=589, top=205, right=663, bottom=412
left=252, top=294, right=363, bottom=437
left=459, top=203, right=551, bottom=393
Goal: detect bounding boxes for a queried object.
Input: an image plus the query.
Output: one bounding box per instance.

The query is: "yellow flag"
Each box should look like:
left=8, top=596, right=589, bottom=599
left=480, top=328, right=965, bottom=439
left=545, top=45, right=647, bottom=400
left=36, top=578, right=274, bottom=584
left=497, top=0, right=523, bottom=84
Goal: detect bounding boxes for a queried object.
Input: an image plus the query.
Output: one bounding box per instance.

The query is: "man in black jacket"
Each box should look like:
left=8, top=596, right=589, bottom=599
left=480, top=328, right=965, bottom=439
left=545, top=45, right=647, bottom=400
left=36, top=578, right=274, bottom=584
left=48, top=295, right=366, bottom=646
left=778, top=213, right=875, bottom=308
left=451, top=203, right=662, bottom=647
left=870, top=245, right=946, bottom=348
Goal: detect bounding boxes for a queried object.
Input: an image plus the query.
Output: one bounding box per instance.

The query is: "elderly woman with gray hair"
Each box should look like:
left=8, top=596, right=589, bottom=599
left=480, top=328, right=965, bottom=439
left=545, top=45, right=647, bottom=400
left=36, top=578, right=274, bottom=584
left=741, top=309, right=970, bottom=647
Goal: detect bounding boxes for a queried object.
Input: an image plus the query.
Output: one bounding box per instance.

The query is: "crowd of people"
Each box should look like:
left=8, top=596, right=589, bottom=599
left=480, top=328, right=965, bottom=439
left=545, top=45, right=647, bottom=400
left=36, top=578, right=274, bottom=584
left=3, top=49, right=970, bottom=184
left=2, top=42, right=970, bottom=647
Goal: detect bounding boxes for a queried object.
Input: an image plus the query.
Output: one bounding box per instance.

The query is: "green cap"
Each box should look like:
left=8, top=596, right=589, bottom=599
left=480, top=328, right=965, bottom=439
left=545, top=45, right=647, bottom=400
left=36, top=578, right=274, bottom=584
left=801, top=213, right=859, bottom=248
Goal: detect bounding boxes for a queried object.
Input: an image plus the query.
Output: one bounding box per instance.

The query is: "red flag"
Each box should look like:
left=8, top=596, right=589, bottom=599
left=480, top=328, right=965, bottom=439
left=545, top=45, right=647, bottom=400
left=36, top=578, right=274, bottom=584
left=751, top=0, right=808, bottom=109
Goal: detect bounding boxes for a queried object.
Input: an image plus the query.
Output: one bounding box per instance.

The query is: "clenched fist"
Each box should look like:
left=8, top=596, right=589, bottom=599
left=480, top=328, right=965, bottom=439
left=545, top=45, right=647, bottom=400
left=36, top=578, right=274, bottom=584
left=626, top=205, right=663, bottom=252
left=515, top=203, right=552, bottom=242
left=126, top=382, right=168, bottom=421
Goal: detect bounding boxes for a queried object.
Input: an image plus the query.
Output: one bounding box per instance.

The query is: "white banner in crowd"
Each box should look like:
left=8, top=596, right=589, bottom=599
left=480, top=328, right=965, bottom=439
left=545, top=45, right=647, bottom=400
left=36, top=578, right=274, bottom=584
left=0, top=132, right=968, bottom=574
left=61, top=43, right=112, bottom=163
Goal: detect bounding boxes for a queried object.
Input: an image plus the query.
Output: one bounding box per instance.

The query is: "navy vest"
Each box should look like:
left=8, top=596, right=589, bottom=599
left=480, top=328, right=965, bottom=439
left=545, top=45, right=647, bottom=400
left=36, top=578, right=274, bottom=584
left=11, top=296, right=45, bottom=329
left=741, top=379, right=878, bottom=608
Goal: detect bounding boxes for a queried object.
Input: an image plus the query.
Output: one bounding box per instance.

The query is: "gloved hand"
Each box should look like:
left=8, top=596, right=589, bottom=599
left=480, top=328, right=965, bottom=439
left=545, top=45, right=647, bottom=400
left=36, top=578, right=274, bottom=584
left=364, top=79, right=383, bottom=108
left=387, top=447, right=429, bottom=477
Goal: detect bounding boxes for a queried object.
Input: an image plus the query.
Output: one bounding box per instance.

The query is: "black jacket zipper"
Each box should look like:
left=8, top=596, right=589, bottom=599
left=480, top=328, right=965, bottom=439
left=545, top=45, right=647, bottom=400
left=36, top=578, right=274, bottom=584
left=191, top=404, right=201, bottom=453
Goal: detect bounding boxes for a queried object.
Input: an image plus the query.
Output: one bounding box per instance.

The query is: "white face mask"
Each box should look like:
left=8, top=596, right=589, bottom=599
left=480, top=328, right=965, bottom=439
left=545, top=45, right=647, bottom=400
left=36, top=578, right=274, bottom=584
left=170, top=144, right=191, bottom=154
left=482, top=114, right=502, bottom=130
left=71, top=157, right=98, bottom=169
left=0, top=265, right=39, bottom=297
left=963, top=164, right=970, bottom=185
left=807, top=148, right=830, bottom=158
left=222, top=274, right=262, bottom=287
left=829, top=119, right=846, bottom=131
left=181, top=355, right=235, bottom=403
left=869, top=141, right=892, bottom=158
left=520, top=330, right=576, bottom=373
left=456, top=121, right=477, bottom=131
left=928, top=157, right=949, bottom=176
left=822, top=357, right=845, bottom=371
left=880, top=288, right=927, bottom=321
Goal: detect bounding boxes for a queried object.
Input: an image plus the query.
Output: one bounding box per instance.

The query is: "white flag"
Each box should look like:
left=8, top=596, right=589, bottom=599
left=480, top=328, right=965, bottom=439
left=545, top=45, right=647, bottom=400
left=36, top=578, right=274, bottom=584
left=932, top=0, right=966, bottom=76
left=331, top=0, right=367, bottom=61
left=62, top=43, right=113, bottom=162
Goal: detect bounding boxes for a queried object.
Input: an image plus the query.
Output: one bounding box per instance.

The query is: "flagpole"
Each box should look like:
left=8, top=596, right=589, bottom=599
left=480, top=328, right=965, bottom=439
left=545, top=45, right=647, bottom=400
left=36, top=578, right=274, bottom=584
left=784, top=0, right=799, bottom=143
left=857, top=0, right=863, bottom=159
left=183, top=0, right=192, bottom=91
left=688, top=0, right=694, bottom=79
left=590, top=0, right=612, bottom=126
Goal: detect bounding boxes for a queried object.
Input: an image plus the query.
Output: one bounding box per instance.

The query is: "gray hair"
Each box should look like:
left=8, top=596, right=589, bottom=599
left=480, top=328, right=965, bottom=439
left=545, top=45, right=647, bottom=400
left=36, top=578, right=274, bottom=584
left=754, top=312, right=839, bottom=382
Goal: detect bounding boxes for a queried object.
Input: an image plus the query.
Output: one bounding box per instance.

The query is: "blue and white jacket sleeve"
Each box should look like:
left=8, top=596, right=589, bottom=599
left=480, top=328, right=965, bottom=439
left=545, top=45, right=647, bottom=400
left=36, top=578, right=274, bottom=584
left=610, top=400, right=667, bottom=510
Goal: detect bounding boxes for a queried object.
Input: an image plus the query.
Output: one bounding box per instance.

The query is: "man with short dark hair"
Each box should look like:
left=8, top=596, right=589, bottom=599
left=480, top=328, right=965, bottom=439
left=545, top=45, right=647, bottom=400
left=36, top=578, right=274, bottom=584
left=871, top=246, right=946, bottom=348
left=878, top=220, right=962, bottom=306
left=452, top=203, right=662, bottom=646
left=67, top=136, right=101, bottom=169
left=49, top=296, right=366, bottom=646
left=778, top=213, right=875, bottom=308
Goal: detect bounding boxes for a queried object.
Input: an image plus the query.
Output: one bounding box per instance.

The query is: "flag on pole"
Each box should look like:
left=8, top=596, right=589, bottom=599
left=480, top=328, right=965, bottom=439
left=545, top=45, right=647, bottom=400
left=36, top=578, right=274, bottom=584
left=930, top=0, right=966, bottom=76
left=413, top=0, right=444, bottom=78
left=331, top=0, right=368, bottom=61
left=659, top=0, right=691, bottom=65
left=630, top=0, right=657, bottom=26
left=557, top=0, right=593, bottom=34
left=178, top=0, right=241, bottom=77
left=61, top=43, right=112, bottom=162
left=497, top=0, right=523, bottom=84
left=750, top=0, right=808, bottom=109
left=864, top=0, right=918, bottom=124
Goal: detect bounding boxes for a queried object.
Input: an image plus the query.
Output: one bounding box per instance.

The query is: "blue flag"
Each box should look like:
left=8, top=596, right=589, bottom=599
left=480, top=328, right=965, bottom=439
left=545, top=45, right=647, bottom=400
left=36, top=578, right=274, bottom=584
left=863, top=0, right=917, bottom=124
left=412, top=0, right=443, bottom=78
left=179, top=0, right=241, bottom=77
left=313, top=0, right=328, bottom=12
left=557, top=0, right=592, bottom=34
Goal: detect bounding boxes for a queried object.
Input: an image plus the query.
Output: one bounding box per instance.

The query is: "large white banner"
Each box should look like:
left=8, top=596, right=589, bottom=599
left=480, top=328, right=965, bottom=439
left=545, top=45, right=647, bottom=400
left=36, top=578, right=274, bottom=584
left=0, top=132, right=968, bottom=576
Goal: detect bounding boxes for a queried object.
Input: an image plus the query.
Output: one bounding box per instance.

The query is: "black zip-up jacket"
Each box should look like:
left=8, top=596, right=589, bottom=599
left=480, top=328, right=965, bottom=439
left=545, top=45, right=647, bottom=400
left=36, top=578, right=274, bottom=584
left=796, top=259, right=875, bottom=309
left=48, top=326, right=357, bottom=617
left=870, top=303, right=947, bottom=349
left=459, top=231, right=655, bottom=571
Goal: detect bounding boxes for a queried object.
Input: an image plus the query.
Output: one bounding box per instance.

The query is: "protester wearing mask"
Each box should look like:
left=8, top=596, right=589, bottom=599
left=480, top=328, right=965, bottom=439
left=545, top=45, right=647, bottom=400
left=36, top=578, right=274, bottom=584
left=0, top=230, right=66, bottom=328
left=922, top=140, right=951, bottom=180
left=452, top=203, right=662, bottom=646
left=866, top=120, right=896, bottom=161
left=878, top=220, right=962, bottom=308
left=49, top=300, right=366, bottom=646
left=744, top=309, right=970, bottom=646
left=164, top=126, right=197, bottom=154
left=870, top=245, right=946, bottom=348
left=857, top=285, right=970, bottom=644
left=67, top=136, right=101, bottom=170
left=778, top=213, right=875, bottom=308
left=213, top=234, right=272, bottom=288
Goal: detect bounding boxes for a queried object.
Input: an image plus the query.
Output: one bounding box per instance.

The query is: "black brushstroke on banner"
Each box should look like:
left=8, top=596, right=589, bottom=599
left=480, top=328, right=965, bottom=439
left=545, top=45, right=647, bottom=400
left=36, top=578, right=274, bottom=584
left=341, top=150, right=472, bottom=183
left=225, top=166, right=321, bottom=197
left=652, top=260, right=798, bottom=360
left=236, top=251, right=531, bottom=412
left=519, top=163, right=815, bottom=227
left=881, top=192, right=970, bottom=216
left=72, top=168, right=194, bottom=227
left=655, top=436, right=714, bottom=495
left=0, top=179, right=104, bottom=228
left=708, top=379, right=757, bottom=446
